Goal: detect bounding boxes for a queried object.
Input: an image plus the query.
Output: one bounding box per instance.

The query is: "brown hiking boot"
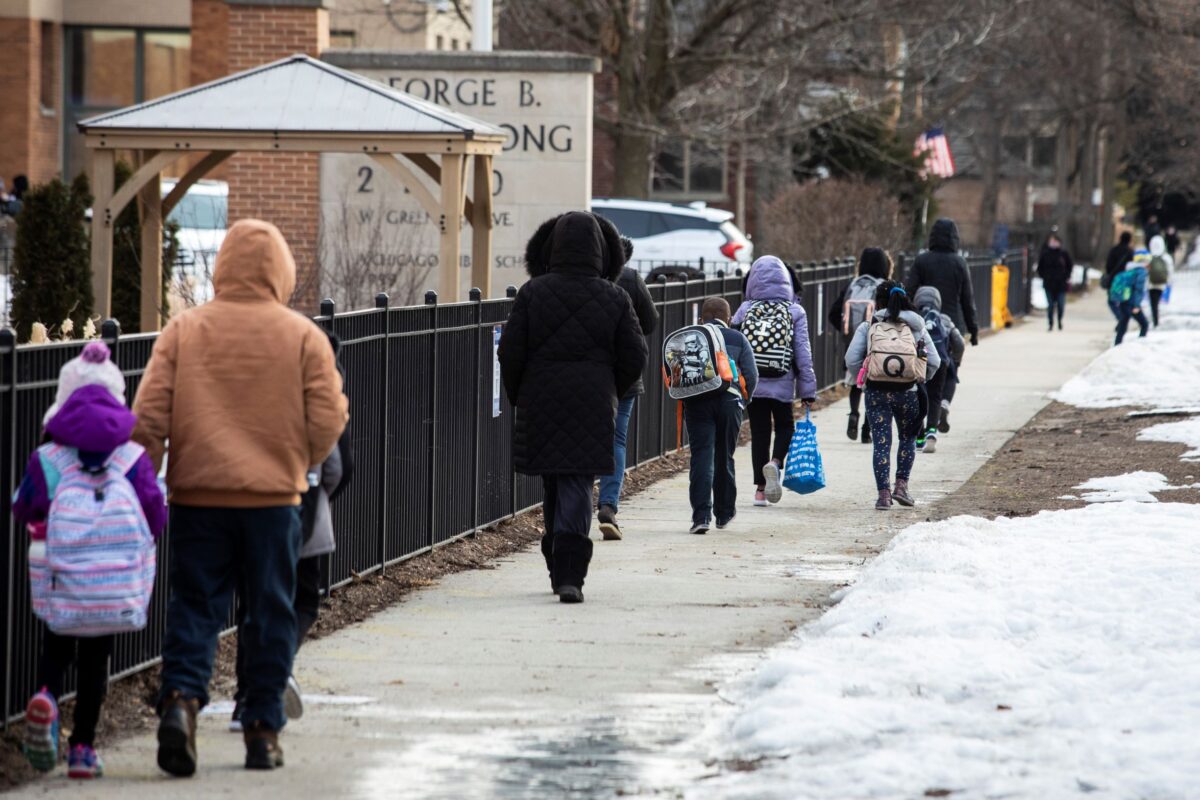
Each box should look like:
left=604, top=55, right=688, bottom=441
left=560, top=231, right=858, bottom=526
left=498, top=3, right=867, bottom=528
left=875, top=489, right=892, bottom=510
left=244, top=722, right=285, bottom=770
left=157, top=691, right=199, bottom=777
left=892, top=479, right=915, bottom=507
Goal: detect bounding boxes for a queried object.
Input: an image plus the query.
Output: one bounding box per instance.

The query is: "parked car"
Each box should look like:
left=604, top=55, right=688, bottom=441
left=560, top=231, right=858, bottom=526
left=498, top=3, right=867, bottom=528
left=592, top=198, right=752, bottom=274
left=162, top=179, right=227, bottom=305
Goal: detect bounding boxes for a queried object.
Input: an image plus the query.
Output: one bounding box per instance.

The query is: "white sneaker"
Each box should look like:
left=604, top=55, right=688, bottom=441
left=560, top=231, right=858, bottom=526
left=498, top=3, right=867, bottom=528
left=284, top=675, right=304, bottom=720
left=762, top=462, right=783, bottom=504
left=753, top=490, right=769, bottom=507
left=923, top=434, right=937, bottom=454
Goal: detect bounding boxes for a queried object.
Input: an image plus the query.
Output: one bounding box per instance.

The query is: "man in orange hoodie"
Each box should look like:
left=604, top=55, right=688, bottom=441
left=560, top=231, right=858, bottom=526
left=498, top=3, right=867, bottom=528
left=133, top=219, right=348, bottom=776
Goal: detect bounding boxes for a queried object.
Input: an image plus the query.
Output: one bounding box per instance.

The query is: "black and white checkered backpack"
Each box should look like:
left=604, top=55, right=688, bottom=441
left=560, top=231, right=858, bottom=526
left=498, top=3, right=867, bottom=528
left=741, top=300, right=794, bottom=378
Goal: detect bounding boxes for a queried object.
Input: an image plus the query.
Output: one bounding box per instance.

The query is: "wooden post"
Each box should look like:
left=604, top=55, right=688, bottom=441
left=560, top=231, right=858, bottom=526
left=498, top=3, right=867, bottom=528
left=89, top=148, right=116, bottom=320
left=138, top=151, right=164, bottom=331
left=471, top=154, right=494, bottom=298
left=438, top=153, right=465, bottom=302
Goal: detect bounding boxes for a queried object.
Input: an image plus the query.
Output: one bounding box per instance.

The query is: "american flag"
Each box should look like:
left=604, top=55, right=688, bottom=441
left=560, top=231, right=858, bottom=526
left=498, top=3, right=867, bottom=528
left=914, top=127, right=956, bottom=178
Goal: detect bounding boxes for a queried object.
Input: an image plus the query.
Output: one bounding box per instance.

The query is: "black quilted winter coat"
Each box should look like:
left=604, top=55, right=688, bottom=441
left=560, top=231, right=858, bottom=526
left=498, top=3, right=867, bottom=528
left=498, top=212, right=649, bottom=476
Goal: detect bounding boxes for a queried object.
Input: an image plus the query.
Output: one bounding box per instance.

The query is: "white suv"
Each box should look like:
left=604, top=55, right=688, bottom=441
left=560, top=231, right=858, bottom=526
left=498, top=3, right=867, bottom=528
left=592, top=198, right=753, bottom=275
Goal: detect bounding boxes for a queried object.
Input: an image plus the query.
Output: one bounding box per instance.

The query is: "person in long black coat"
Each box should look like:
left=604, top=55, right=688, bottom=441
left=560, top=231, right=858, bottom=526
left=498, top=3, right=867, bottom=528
left=498, top=211, right=648, bottom=604
left=1036, top=233, right=1074, bottom=331
left=904, top=218, right=980, bottom=344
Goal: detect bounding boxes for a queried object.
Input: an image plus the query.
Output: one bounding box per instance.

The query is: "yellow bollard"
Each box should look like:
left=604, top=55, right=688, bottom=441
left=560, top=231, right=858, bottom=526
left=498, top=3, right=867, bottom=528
left=992, top=264, right=1014, bottom=329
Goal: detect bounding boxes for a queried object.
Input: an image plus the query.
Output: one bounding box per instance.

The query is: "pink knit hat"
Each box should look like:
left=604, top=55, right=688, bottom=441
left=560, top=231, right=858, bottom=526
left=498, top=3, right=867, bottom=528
left=42, top=341, right=126, bottom=425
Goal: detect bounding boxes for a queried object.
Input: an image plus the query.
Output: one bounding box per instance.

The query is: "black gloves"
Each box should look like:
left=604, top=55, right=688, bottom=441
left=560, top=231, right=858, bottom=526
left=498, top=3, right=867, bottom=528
left=970, top=331, right=979, bottom=346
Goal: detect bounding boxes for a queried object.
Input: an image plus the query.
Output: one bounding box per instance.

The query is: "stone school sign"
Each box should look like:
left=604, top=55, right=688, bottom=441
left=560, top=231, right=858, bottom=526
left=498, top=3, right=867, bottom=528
left=320, top=51, right=599, bottom=303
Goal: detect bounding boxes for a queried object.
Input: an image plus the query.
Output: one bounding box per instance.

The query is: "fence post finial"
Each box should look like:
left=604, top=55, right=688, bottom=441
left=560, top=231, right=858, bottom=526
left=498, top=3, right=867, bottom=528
left=101, top=319, right=120, bottom=347
left=425, top=290, right=438, bottom=305
left=375, top=293, right=389, bottom=310
left=320, top=298, right=335, bottom=318
left=469, top=287, right=482, bottom=302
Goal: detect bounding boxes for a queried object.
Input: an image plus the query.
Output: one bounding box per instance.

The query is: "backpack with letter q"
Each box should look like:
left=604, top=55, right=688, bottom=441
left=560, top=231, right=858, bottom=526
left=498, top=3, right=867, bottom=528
left=861, top=319, right=927, bottom=386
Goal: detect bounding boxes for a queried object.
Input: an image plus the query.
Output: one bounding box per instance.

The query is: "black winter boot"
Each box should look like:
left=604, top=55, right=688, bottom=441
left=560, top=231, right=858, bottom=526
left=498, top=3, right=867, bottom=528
left=540, top=531, right=557, bottom=594
left=553, top=534, right=593, bottom=604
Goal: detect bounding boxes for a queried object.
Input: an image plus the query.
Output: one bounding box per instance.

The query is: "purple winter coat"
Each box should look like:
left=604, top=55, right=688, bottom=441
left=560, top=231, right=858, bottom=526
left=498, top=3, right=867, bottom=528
left=13, top=384, right=167, bottom=538
left=732, top=256, right=818, bottom=403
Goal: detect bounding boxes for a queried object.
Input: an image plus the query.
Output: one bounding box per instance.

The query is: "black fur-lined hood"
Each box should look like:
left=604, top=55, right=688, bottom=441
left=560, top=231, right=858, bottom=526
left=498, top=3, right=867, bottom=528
left=524, top=211, right=624, bottom=281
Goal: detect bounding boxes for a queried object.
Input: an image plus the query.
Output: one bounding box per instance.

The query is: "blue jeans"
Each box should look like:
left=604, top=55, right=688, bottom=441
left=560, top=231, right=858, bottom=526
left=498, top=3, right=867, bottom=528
left=160, top=505, right=301, bottom=732
left=598, top=395, right=635, bottom=509
left=1045, top=288, right=1066, bottom=328
left=684, top=394, right=743, bottom=525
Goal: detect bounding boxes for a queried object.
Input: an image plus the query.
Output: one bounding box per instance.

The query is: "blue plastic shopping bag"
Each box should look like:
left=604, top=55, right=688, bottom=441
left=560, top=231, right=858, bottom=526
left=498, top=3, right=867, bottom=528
left=1163, top=284, right=1172, bottom=304
left=782, top=409, right=826, bottom=495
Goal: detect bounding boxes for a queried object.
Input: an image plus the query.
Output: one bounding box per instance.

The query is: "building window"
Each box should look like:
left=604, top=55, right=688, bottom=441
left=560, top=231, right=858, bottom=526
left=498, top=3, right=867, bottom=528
left=39, top=22, right=56, bottom=111
left=330, top=29, right=356, bottom=48
left=436, top=34, right=444, bottom=50
left=450, top=38, right=459, bottom=50
left=651, top=139, right=728, bottom=199
left=63, top=26, right=190, bottom=182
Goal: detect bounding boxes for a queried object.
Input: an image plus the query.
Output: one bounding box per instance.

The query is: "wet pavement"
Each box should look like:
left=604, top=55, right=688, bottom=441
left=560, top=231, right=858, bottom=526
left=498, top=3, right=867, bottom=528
left=12, top=292, right=1117, bottom=799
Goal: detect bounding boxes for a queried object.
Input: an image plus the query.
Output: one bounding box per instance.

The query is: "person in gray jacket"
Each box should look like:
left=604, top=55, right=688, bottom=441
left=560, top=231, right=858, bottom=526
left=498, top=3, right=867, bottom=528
left=912, top=286, right=965, bottom=453
left=844, top=282, right=940, bottom=510
left=231, top=333, right=353, bottom=731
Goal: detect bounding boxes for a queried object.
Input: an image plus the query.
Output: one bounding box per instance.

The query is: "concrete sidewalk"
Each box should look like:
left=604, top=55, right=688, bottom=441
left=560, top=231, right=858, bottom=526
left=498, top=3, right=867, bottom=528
left=16, top=292, right=1117, bottom=799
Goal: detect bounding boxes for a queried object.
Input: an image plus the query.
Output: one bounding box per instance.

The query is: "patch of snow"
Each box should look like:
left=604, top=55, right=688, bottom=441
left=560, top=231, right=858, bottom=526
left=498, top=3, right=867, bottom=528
left=1138, top=415, right=1200, bottom=462
left=1057, top=494, right=1078, bottom=500
left=696, top=503, right=1200, bottom=800
left=1074, top=470, right=1173, bottom=503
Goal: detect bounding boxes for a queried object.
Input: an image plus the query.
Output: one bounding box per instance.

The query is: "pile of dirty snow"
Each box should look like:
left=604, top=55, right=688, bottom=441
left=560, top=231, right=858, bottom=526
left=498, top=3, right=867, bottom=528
left=698, top=502, right=1200, bottom=800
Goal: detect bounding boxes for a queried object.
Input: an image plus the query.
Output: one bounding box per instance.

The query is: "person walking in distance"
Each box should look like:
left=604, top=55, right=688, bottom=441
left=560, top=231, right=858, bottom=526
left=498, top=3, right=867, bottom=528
left=678, top=297, right=757, bottom=534
left=1146, top=235, right=1174, bottom=327
left=499, top=212, right=648, bottom=604
left=133, top=219, right=349, bottom=776
left=14, top=343, right=166, bottom=779
left=905, top=218, right=977, bottom=435
left=1110, top=250, right=1151, bottom=345
left=595, top=235, right=658, bottom=541
left=829, top=248, right=892, bottom=444
left=1037, top=233, right=1074, bottom=331
left=912, top=287, right=964, bottom=454
left=1103, top=232, right=1134, bottom=295
left=844, top=282, right=941, bottom=510
left=732, top=256, right=818, bottom=507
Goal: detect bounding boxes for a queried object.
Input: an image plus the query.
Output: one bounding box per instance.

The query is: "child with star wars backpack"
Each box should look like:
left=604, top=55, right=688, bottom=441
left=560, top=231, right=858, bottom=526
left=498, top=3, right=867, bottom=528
left=732, top=256, right=817, bottom=508
left=12, top=342, right=166, bottom=779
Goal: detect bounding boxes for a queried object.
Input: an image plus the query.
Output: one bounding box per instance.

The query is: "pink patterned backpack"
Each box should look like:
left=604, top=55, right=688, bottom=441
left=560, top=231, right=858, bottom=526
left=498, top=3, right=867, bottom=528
left=28, top=442, right=156, bottom=635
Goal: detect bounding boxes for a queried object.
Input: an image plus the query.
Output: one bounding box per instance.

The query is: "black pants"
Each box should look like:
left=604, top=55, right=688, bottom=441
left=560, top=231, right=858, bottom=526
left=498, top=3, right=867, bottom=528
left=542, top=473, right=594, bottom=540
left=748, top=398, right=794, bottom=487
left=160, top=505, right=301, bottom=732
left=1149, top=288, right=1163, bottom=326
left=37, top=632, right=113, bottom=746
left=924, top=362, right=950, bottom=432
left=235, top=555, right=321, bottom=704
left=848, top=386, right=863, bottom=414
left=686, top=394, right=744, bottom=524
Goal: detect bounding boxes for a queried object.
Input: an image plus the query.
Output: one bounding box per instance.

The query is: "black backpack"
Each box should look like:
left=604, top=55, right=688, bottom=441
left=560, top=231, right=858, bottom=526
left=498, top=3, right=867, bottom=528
left=740, top=301, right=794, bottom=377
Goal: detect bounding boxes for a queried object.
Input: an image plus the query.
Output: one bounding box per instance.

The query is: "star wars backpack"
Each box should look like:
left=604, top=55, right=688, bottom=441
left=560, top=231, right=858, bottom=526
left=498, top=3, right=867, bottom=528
left=740, top=301, right=794, bottom=378
left=662, top=324, right=735, bottom=400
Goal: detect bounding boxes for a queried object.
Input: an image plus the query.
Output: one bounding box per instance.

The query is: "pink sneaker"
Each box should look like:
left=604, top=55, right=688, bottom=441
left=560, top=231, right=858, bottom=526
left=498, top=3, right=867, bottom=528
left=753, top=489, right=768, bottom=507
left=67, top=743, right=103, bottom=779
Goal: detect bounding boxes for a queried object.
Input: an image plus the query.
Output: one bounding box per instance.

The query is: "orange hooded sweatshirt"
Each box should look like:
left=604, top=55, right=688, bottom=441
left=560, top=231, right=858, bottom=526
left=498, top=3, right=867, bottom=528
left=133, top=219, right=349, bottom=507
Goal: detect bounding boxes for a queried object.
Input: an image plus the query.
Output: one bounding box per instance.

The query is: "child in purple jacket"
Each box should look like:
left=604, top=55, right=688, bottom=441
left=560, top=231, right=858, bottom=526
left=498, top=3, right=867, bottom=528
left=13, top=341, right=166, bottom=779
left=732, top=256, right=818, bottom=506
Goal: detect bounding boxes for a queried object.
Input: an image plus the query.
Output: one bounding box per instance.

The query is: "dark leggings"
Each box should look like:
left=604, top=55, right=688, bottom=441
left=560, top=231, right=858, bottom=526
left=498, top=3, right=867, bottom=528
left=924, top=363, right=950, bottom=432
left=1149, top=289, right=1163, bottom=326
left=37, top=632, right=113, bottom=746
left=749, top=398, right=794, bottom=487
left=865, top=389, right=921, bottom=491
left=848, top=386, right=863, bottom=414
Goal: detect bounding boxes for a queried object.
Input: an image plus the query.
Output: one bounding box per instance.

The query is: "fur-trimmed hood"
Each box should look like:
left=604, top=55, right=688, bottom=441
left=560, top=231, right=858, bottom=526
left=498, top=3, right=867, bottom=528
left=524, top=211, right=624, bottom=281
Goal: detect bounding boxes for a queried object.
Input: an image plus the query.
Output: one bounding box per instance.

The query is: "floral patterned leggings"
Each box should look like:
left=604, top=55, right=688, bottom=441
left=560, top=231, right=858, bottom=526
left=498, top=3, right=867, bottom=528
left=865, top=388, right=921, bottom=491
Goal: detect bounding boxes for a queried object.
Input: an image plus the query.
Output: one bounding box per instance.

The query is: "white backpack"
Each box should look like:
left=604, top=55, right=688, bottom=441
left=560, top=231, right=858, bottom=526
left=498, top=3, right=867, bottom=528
left=843, top=275, right=882, bottom=335
left=29, top=442, right=156, bottom=635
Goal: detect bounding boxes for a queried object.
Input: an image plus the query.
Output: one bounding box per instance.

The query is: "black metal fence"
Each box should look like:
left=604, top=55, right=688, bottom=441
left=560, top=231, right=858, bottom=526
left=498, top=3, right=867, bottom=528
left=0, top=251, right=1029, bottom=725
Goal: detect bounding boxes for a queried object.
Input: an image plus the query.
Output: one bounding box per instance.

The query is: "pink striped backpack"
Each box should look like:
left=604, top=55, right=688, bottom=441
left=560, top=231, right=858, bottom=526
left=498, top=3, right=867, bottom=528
left=28, top=442, right=156, bottom=635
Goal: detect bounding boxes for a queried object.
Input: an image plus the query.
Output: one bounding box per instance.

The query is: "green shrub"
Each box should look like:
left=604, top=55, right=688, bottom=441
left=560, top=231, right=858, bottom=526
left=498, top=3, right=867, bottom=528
left=9, top=175, right=93, bottom=342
